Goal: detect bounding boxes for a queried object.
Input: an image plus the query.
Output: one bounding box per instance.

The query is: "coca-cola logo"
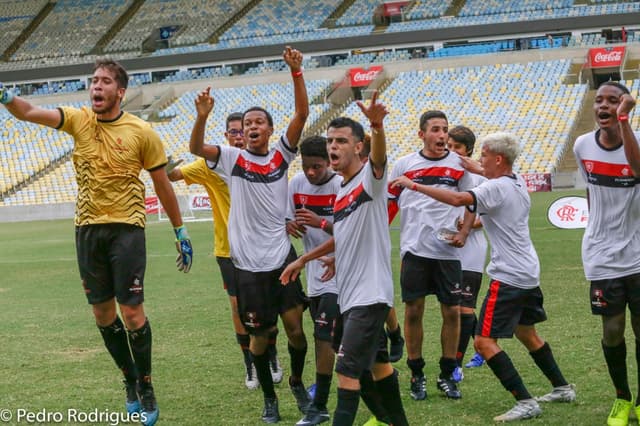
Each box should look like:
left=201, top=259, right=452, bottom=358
left=353, top=70, right=380, bottom=82
left=594, top=51, right=622, bottom=63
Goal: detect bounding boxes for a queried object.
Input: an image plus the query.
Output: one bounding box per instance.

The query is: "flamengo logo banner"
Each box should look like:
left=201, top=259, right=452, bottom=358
left=547, top=196, right=589, bottom=229
left=349, top=65, right=383, bottom=87
left=521, top=173, right=551, bottom=192
left=588, top=46, right=625, bottom=68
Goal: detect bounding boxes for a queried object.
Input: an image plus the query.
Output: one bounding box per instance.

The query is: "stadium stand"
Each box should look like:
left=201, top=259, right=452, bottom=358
left=0, top=0, right=48, bottom=56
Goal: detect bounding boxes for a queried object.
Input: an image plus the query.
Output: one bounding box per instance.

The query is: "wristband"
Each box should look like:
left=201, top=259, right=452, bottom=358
left=320, top=218, right=328, bottom=230
left=411, top=183, right=418, bottom=191
left=292, top=70, right=303, bottom=78
left=618, top=114, right=629, bottom=122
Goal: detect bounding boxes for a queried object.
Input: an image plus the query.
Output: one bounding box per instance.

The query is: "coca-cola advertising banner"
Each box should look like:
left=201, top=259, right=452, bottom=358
left=349, top=65, right=383, bottom=87
left=522, top=173, right=552, bottom=192
left=588, top=46, right=625, bottom=68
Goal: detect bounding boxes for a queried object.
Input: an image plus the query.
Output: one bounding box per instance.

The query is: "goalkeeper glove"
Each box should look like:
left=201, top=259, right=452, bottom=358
left=165, top=155, right=184, bottom=176
left=0, top=83, right=15, bottom=105
left=174, top=225, right=193, bottom=273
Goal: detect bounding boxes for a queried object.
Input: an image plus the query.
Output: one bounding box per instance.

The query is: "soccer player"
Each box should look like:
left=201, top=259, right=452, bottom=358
left=446, top=125, right=488, bottom=379
left=281, top=92, right=409, bottom=426
left=573, top=81, right=640, bottom=426
left=286, top=135, right=341, bottom=425
left=167, top=112, right=282, bottom=390
left=387, top=110, right=475, bottom=401
left=0, top=60, right=193, bottom=426
left=189, top=46, right=310, bottom=423
left=391, top=131, right=576, bottom=422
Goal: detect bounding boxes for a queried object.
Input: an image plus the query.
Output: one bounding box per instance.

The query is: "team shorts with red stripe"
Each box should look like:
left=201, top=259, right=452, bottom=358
left=309, top=293, right=339, bottom=343
left=333, top=303, right=390, bottom=379
left=590, top=273, right=640, bottom=316
left=235, top=246, right=307, bottom=335
left=216, top=256, right=238, bottom=297
left=460, top=270, right=483, bottom=309
left=400, top=251, right=462, bottom=305
left=76, top=224, right=146, bottom=306
left=476, top=280, right=547, bottom=338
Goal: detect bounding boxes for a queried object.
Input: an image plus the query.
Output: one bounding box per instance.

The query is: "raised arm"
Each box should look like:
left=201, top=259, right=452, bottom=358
left=617, top=93, right=640, bottom=177
left=283, top=46, right=309, bottom=149
left=390, top=175, right=474, bottom=207
left=189, top=87, right=220, bottom=163
left=356, top=91, right=388, bottom=178
left=1, top=84, right=62, bottom=128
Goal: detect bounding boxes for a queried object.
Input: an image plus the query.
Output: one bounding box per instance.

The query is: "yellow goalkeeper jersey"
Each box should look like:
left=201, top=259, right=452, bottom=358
left=180, top=158, right=231, bottom=258
left=58, top=106, right=167, bottom=228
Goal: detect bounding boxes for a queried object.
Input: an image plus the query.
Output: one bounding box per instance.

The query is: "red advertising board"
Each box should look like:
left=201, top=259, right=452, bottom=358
left=382, top=1, right=409, bottom=16
left=588, top=46, right=625, bottom=68
left=522, top=173, right=552, bottom=192
left=349, top=65, right=383, bottom=87
left=145, top=196, right=161, bottom=214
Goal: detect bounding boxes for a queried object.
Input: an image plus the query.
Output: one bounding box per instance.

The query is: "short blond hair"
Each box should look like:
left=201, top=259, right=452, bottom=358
left=480, top=132, right=520, bottom=165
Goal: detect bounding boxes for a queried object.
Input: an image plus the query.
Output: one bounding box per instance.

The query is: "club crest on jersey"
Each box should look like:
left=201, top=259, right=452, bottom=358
left=585, top=161, right=594, bottom=173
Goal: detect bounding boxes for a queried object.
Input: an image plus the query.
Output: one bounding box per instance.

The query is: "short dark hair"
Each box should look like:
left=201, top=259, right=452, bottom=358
left=448, top=125, right=476, bottom=155
left=327, top=116, right=365, bottom=142
left=598, top=81, right=630, bottom=95
left=243, top=106, right=273, bottom=127
left=226, top=112, right=243, bottom=130
left=419, top=110, right=447, bottom=131
left=94, top=58, right=128, bottom=89
left=300, top=135, right=328, bottom=160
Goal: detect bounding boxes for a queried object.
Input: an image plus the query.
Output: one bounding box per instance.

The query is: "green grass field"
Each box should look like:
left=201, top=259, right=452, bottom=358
left=0, top=190, right=634, bottom=425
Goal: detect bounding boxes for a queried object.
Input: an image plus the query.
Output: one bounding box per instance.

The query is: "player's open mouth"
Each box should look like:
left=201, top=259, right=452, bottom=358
left=92, top=95, right=104, bottom=107
left=598, top=112, right=611, bottom=120
left=248, top=132, right=260, bottom=140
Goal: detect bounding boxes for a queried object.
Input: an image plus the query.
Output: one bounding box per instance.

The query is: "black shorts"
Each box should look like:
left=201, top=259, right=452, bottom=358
left=236, top=246, right=307, bottom=334
left=309, top=293, right=339, bottom=343
left=400, top=252, right=462, bottom=305
left=590, top=274, right=640, bottom=316
left=216, top=256, right=238, bottom=297
left=76, top=224, right=146, bottom=306
left=333, top=304, right=390, bottom=379
left=460, top=270, right=483, bottom=309
left=476, top=280, right=547, bottom=339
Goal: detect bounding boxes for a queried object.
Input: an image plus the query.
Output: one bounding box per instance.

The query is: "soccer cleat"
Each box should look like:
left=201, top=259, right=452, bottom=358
left=388, top=333, right=404, bottom=363
left=362, top=416, right=389, bottom=426
left=493, top=399, right=542, bottom=422
left=295, top=403, right=330, bottom=425
left=262, top=397, right=281, bottom=423
left=270, top=356, right=284, bottom=384
left=535, top=384, right=576, bottom=403
left=607, top=398, right=633, bottom=426
left=436, top=377, right=462, bottom=399
left=290, top=381, right=312, bottom=414
left=138, top=383, right=159, bottom=426
left=124, top=380, right=140, bottom=414
left=307, top=382, right=317, bottom=400
left=245, top=363, right=260, bottom=390
left=409, top=374, right=427, bottom=400
left=452, top=366, right=464, bottom=383
left=465, top=352, right=485, bottom=368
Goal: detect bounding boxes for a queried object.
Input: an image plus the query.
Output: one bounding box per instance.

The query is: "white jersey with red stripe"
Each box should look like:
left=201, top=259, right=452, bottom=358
left=470, top=174, right=540, bottom=289
left=288, top=172, right=342, bottom=296
left=458, top=173, right=488, bottom=273
left=389, top=150, right=475, bottom=260
left=334, top=161, right=394, bottom=313
left=208, top=135, right=296, bottom=272
left=574, top=130, right=640, bottom=280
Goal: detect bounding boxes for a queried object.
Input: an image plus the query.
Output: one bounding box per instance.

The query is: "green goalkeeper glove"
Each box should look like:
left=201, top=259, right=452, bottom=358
left=165, top=155, right=184, bottom=176
left=0, top=83, right=15, bottom=105
left=174, top=225, right=193, bottom=273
